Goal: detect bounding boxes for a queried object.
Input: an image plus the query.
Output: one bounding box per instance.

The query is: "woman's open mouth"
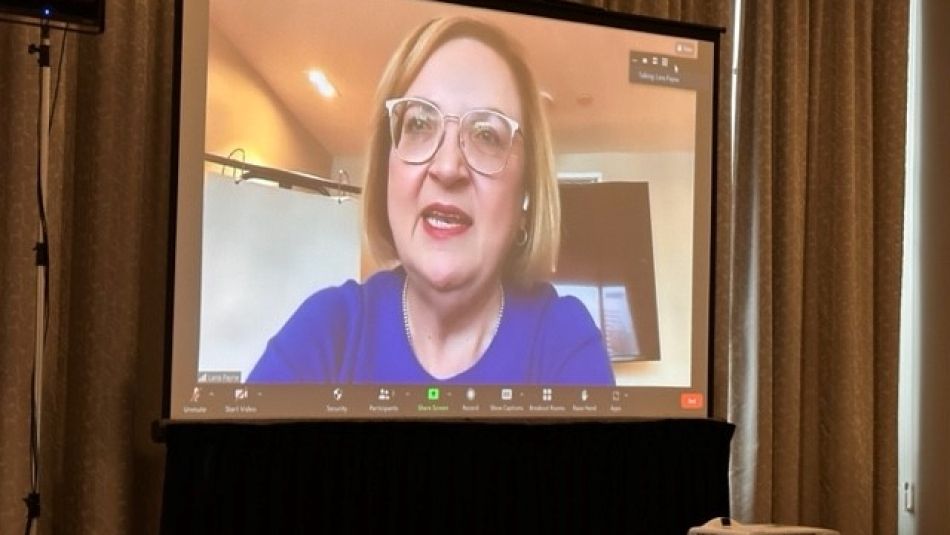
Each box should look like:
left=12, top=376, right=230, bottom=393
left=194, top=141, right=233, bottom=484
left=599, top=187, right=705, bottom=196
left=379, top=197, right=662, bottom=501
left=421, top=203, right=472, bottom=239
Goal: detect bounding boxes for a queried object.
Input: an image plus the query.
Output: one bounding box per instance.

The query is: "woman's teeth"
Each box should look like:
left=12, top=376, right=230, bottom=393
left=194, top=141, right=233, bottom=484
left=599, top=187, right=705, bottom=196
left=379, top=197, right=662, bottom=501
left=423, top=209, right=471, bottom=228
left=426, top=215, right=461, bottom=229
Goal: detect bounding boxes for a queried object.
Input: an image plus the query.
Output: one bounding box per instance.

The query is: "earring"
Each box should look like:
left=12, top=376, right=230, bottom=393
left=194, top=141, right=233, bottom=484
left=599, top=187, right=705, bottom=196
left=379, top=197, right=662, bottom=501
left=522, top=195, right=530, bottom=212
left=516, top=227, right=529, bottom=246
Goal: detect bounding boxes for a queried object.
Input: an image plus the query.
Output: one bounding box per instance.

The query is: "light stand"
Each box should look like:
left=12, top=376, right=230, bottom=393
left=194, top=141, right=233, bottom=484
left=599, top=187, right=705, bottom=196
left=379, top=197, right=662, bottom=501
left=23, top=19, right=51, bottom=535
left=1, top=4, right=104, bottom=533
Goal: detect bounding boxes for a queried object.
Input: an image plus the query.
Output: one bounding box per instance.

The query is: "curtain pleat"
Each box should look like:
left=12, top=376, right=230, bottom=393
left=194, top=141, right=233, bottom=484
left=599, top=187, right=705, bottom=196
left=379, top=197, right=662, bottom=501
left=732, top=1, right=906, bottom=533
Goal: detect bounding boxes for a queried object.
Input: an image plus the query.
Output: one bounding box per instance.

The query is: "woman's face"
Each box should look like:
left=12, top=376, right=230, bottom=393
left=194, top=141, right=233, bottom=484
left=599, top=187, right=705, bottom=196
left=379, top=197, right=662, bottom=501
left=387, top=37, right=526, bottom=294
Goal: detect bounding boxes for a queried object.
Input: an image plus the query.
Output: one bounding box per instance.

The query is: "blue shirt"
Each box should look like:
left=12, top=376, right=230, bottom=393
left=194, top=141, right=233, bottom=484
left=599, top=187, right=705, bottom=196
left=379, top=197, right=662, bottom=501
left=248, top=269, right=615, bottom=385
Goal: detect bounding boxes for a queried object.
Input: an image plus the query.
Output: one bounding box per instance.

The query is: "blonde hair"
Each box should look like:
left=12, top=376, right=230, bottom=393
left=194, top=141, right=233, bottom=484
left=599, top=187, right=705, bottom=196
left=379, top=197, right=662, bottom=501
left=362, top=16, right=560, bottom=286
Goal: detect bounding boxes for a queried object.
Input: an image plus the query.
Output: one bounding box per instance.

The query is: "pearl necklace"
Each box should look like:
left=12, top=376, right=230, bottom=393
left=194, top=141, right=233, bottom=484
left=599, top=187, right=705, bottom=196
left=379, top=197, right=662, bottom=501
left=402, top=278, right=505, bottom=358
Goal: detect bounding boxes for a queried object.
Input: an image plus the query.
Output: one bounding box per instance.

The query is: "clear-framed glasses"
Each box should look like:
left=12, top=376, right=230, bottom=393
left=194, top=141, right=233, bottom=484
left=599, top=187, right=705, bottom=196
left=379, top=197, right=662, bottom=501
left=385, top=96, right=522, bottom=176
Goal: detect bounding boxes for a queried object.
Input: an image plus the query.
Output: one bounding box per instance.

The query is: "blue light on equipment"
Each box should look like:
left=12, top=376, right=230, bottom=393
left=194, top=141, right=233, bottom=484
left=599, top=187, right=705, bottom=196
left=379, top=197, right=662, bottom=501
left=43, top=7, right=52, bottom=17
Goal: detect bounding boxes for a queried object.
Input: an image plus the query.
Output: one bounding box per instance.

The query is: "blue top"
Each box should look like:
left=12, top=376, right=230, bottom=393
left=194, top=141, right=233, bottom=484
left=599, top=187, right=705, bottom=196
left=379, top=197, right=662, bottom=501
left=247, top=269, right=615, bottom=385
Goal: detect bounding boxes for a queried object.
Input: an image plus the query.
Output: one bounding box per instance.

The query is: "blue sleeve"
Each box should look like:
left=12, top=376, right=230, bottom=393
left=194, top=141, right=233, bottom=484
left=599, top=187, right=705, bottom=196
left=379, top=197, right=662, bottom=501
left=246, top=282, right=358, bottom=383
left=540, top=296, right=616, bottom=386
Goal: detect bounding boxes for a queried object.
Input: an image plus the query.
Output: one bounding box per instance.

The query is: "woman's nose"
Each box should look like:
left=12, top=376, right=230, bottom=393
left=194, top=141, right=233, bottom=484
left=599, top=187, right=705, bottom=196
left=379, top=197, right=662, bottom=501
left=427, top=123, right=471, bottom=187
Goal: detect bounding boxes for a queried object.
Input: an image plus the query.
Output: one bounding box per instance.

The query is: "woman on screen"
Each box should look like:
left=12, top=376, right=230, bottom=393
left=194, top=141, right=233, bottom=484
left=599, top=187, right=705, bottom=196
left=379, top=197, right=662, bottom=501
left=248, top=17, right=614, bottom=385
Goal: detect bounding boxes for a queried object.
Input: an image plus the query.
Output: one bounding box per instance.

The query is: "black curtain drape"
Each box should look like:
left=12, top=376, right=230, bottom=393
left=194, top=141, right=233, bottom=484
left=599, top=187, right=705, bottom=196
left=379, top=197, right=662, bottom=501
left=161, top=419, right=733, bottom=534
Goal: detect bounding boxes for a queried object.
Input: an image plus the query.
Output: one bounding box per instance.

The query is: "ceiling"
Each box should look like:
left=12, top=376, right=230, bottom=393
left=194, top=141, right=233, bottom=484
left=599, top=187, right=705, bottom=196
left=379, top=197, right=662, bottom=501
left=209, top=0, right=700, bottom=160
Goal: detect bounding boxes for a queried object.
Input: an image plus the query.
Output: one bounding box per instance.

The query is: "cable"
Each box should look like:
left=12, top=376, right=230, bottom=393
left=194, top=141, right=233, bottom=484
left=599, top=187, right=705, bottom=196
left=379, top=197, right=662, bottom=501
left=49, top=25, right=68, bottom=134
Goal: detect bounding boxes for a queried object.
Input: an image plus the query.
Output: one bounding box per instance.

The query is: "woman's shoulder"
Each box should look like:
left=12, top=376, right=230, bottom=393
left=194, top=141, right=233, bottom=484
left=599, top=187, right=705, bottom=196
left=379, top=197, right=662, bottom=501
left=248, top=269, right=404, bottom=382
left=508, top=281, right=588, bottom=318
left=505, top=280, right=600, bottom=341
left=282, top=268, right=402, bottom=337
left=504, top=280, right=614, bottom=385
left=296, top=268, right=401, bottom=311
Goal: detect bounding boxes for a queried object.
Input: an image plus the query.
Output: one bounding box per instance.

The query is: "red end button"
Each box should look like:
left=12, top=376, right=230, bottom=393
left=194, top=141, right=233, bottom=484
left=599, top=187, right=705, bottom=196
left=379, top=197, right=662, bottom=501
left=680, top=392, right=704, bottom=410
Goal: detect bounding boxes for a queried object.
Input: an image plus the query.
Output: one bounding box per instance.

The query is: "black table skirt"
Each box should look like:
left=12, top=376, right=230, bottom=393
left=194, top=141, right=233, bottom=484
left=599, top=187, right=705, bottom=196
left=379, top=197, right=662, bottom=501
left=160, top=419, right=733, bottom=534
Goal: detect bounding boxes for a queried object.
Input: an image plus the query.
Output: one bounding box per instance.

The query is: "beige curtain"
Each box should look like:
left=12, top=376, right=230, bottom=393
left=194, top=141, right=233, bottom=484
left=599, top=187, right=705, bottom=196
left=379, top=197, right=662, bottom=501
left=730, top=1, right=907, bottom=533
left=0, top=1, right=173, bottom=534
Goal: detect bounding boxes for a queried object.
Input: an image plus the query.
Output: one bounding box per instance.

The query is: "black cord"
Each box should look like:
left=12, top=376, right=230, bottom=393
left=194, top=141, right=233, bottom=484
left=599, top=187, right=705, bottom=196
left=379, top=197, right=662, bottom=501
left=49, top=25, right=68, bottom=134
left=35, top=29, right=51, bottom=340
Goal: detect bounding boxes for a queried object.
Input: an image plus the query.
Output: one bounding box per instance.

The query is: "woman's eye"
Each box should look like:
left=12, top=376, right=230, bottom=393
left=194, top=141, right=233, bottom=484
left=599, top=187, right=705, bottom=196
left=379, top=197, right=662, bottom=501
left=471, top=123, right=502, bottom=147
left=402, top=104, right=438, bottom=136
left=406, top=116, right=433, bottom=133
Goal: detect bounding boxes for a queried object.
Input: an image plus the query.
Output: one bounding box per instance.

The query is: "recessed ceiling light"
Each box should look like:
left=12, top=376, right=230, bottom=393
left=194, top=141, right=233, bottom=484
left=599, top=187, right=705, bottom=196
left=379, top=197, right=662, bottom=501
left=307, top=69, right=338, bottom=98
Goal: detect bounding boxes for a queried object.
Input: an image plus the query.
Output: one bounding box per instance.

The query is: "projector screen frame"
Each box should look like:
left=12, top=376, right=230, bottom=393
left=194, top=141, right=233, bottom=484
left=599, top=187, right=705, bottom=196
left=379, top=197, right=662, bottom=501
left=161, top=0, right=724, bottom=422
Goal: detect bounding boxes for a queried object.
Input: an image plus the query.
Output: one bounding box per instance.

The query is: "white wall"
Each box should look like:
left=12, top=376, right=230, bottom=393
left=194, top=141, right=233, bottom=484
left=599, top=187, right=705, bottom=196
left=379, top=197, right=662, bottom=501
left=198, top=173, right=361, bottom=379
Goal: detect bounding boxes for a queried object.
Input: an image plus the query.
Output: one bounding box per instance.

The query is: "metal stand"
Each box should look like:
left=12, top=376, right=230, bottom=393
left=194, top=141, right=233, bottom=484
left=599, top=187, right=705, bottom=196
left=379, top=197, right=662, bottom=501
left=24, top=19, right=52, bottom=535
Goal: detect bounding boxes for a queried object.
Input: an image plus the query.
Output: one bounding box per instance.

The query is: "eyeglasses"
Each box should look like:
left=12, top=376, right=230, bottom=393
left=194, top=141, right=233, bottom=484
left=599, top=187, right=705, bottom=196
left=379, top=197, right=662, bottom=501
left=385, top=96, right=522, bottom=176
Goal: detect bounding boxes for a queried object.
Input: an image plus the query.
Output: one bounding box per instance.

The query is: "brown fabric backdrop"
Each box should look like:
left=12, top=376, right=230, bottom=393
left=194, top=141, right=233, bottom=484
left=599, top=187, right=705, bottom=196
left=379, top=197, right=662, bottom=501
left=730, top=1, right=907, bottom=533
left=0, top=0, right=906, bottom=533
left=0, top=1, right=173, bottom=533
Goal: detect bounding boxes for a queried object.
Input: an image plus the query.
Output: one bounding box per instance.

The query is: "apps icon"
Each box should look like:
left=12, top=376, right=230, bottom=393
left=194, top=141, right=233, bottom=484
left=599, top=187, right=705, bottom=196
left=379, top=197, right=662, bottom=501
left=501, top=388, right=513, bottom=401
left=541, top=388, right=552, bottom=401
left=427, top=387, right=440, bottom=401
